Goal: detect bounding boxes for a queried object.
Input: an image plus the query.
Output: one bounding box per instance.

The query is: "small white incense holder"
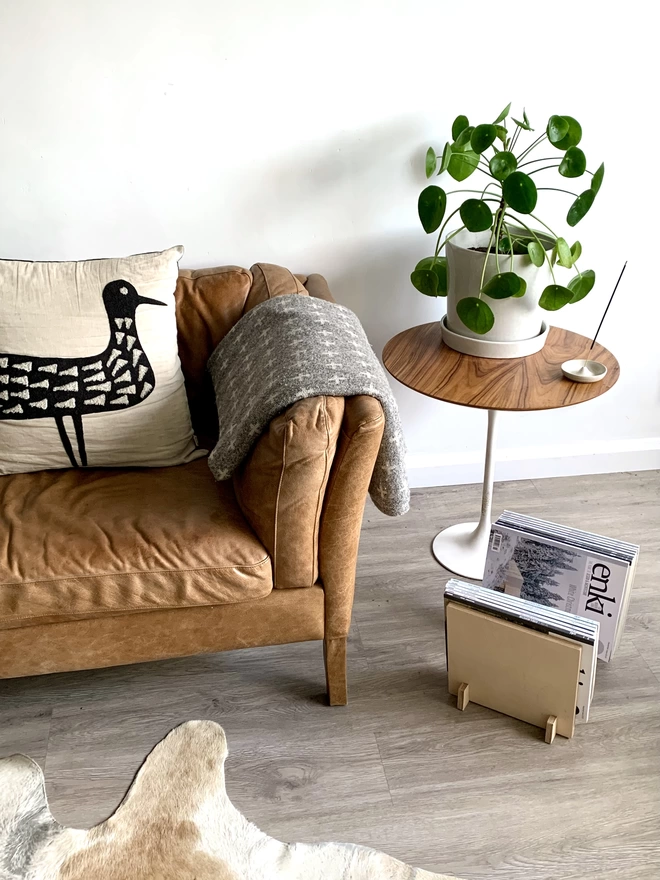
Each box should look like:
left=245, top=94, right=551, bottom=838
left=560, top=262, right=627, bottom=385
left=561, top=358, right=608, bottom=383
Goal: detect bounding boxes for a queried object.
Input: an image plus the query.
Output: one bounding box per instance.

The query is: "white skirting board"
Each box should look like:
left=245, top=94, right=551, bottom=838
left=407, top=436, right=660, bottom=488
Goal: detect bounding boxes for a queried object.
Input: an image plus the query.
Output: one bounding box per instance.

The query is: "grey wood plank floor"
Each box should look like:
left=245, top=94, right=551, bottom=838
left=1, top=471, right=659, bottom=879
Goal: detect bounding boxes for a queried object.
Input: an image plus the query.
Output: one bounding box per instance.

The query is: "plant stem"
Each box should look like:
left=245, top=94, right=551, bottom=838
left=502, top=220, right=514, bottom=272
left=435, top=225, right=467, bottom=256
left=517, top=133, right=548, bottom=162
left=538, top=187, right=579, bottom=196
left=510, top=125, right=524, bottom=153
left=518, top=156, right=563, bottom=168
left=529, top=212, right=561, bottom=240
left=506, top=124, right=521, bottom=152
left=506, top=213, right=556, bottom=283
left=478, top=224, right=497, bottom=297
left=434, top=207, right=463, bottom=257
left=473, top=165, right=496, bottom=180
left=494, top=203, right=505, bottom=273
left=481, top=181, right=500, bottom=199
left=446, top=189, right=499, bottom=196
left=527, top=165, right=561, bottom=175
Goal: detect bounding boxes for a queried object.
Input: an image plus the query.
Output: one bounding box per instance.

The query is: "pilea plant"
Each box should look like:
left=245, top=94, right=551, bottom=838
left=412, top=104, right=604, bottom=334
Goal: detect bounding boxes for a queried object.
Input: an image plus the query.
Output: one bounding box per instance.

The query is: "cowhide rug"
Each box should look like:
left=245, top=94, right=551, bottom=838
left=0, top=720, right=461, bottom=880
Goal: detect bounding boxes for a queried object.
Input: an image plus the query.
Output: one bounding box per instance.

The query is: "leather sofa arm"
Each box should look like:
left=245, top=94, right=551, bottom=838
left=319, top=395, right=385, bottom=639
left=233, top=395, right=345, bottom=589
left=234, top=268, right=383, bottom=676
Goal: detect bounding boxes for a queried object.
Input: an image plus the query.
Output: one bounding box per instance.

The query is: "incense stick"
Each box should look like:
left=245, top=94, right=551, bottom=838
left=589, top=261, right=627, bottom=352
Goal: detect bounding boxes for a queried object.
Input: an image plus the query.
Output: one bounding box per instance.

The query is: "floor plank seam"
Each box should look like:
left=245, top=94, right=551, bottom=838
left=372, top=731, right=397, bottom=806
left=629, top=636, right=660, bottom=686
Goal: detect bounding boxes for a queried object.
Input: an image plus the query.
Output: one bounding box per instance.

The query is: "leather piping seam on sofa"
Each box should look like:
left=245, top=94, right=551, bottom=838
left=1, top=583, right=320, bottom=629
left=0, top=555, right=271, bottom=588
left=326, top=413, right=384, bottom=481
left=272, top=419, right=289, bottom=584
left=254, top=263, right=299, bottom=299
left=180, top=267, right=253, bottom=283
left=312, top=395, right=332, bottom=584
left=343, top=410, right=385, bottom=440
left=319, top=408, right=384, bottom=534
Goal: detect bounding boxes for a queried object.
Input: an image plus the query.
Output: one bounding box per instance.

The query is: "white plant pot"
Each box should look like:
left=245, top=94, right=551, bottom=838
left=444, top=228, right=553, bottom=355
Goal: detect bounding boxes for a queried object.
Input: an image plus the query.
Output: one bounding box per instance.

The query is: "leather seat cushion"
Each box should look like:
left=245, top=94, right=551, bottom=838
left=0, top=459, right=272, bottom=630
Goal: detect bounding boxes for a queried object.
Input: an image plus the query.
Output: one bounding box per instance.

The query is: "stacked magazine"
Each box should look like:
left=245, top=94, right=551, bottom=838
left=445, top=578, right=600, bottom=723
left=482, top=511, right=639, bottom=662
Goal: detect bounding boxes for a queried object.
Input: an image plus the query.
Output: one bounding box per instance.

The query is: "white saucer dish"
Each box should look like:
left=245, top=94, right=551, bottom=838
left=440, top=316, right=549, bottom=359
left=561, top=359, right=608, bottom=383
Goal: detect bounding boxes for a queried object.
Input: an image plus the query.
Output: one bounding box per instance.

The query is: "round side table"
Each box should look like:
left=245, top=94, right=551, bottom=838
left=383, top=324, right=620, bottom=580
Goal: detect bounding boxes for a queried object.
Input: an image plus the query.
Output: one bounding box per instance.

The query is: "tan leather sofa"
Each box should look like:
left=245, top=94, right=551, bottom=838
left=0, top=264, right=384, bottom=705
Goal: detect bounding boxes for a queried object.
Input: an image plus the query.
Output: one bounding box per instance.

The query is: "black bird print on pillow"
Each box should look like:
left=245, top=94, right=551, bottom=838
left=0, top=281, right=164, bottom=467
left=0, top=246, right=203, bottom=475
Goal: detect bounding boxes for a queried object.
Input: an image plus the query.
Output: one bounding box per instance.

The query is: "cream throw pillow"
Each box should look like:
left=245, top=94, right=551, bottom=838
left=0, top=246, right=204, bottom=474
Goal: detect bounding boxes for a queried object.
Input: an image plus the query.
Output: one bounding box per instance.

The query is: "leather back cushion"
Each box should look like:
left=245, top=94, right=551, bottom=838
left=175, top=266, right=253, bottom=443
left=175, top=263, right=308, bottom=443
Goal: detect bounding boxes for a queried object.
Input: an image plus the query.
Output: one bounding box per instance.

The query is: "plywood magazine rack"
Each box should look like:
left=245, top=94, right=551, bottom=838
left=446, top=602, right=583, bottom=742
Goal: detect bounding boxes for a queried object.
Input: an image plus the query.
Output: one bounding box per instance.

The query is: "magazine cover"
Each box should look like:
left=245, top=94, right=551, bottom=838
left=483, top=525, right=630, bottom=661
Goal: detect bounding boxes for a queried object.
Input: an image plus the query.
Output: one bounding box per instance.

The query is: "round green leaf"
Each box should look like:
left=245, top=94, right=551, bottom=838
left=591, top=162, right=605, bottom=194
left=456, top=297, right=495, bottom=334
left=568, top=269, right=595, bottom=304
left=482, top=272, right=522, bottom=299
left=556, top=237, right=573, bottom=268
left=471, top=124, right=497, bottom=154
left=539, top=284, right=574, bottom=311
left=447, top=150, right=479, bottom=181
left=415, top=257, right=448, bottom=295
left=439, top=142, right=452, bottom=174
left=567, top=189, right=595, bottom=227
left=489, top=150, right=517, bottom=181
left=493, top=102, right=511, bottom=124
left=411, top=269, right=438, bottom=297
left=553, top=116, right=582, bottom=150
left=415, top=256, right=438, bottom=270
left=418, top=185, right=446, bottom=233
left=425, top=147, right=437, bottom=179
left=459, top=199, right=493, bottom=233
left=502, top=171, right=538, bottom=214
left=495, top=125, right=508, bottom=143
left=452, top=115, right=469, bottom=141
left=570, top=241, right=582, bottom=262
left=527, top=240, right=545, bottom=267
left=453, top=126, right=475, bottom=151
left=547, top=115, right=569, bottom=144
left=559, top=146, right=587, bottom=178
left=512, top=276, right=527, bottom=298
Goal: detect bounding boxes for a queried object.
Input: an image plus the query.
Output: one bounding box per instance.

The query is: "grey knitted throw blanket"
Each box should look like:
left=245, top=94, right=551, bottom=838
left=207, top=294, right=410, bottom=516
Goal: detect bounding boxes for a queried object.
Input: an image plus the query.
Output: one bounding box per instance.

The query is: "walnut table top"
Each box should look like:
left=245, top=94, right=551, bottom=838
left=382, top=323, right=619, bottom=412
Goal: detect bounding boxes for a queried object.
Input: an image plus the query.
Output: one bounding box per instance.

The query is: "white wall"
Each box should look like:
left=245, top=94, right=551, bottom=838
left=1, top=0, right=658, bottom=485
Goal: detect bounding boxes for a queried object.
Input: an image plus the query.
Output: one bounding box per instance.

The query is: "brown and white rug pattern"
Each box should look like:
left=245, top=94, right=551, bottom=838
left=0, top=720, right=461, bottom=879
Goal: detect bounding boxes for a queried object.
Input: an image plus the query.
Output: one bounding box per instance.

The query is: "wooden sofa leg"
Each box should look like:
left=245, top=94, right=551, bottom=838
left=324, top=637, right=348, bottom=706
